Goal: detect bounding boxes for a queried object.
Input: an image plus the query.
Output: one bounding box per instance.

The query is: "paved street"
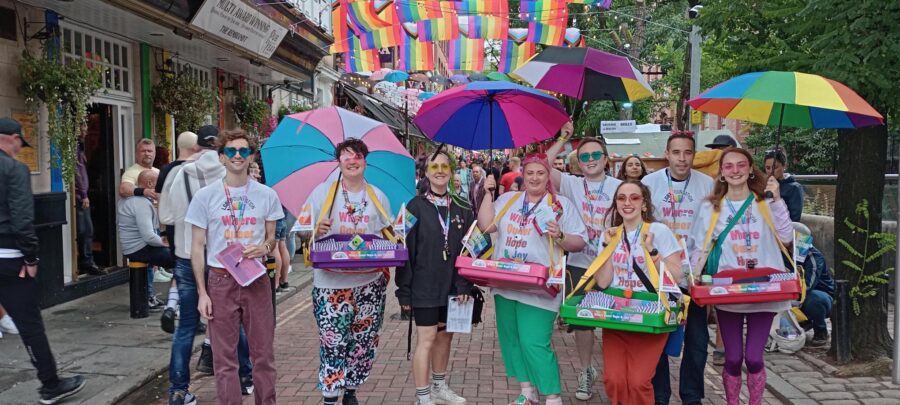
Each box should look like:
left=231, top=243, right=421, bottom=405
left=142, top=276, right=781, bottom=404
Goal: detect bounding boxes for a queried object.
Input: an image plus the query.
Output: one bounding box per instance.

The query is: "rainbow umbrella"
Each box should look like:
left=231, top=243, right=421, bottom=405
left=513, top=46, right=654, bottom=101
left=413, top=81, right=569, bottom=152
left=261, top=106, right=415, bottom=218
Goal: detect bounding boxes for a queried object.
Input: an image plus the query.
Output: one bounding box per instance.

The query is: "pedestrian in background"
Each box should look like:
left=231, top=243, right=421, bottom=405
left=764, top=149, right=804, bottom=222
left=0, top=118, right=86, bottom=404
left=75, top=122, right=103, bottom=276
left=617, top=155, right=648, bottom=182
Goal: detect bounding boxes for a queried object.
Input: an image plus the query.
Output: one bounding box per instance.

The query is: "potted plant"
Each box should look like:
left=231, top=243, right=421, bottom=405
left=151, top=73, right=217, bottom=148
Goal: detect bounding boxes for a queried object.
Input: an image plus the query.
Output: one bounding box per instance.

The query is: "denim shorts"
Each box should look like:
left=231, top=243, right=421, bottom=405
left=275, top=218, right=287, bottom=240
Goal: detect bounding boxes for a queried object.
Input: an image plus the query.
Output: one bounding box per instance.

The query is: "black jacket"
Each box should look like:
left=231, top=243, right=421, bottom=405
left=779, top=174, right=804, bottom=222
left=803, top=245, right=834, bottom=296
left=395, top=195, right=475, bottom=307
left=0, top=150, right=39, bottom=263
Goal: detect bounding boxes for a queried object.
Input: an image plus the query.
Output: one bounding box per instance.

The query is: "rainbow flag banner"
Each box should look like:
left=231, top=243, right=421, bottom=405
left=417, top=14, right=459, bottom=41
left=568, top=0, right=613, bottom=8
left=357, top=25, right=401, bottom=50
left=449, top=37, right=485, bottom=71
left=344, top=0, right=391, bottom=35
left=344, top=35, right=379, bottom=73
left=519, top=0, right=568, bottom=23
left=498, top=40, right=536, bottom=73
left=398, top=31, right=434, bottom=71
left=451, top=0, right=508, bottom=16
left=460, top=15, right=508, bottom=40
left=508, top=28, right=529, bottom=44
left=528, top=21, right=566, bottom=46
left=330, top=2, right=350, bottom=53
left=396, top=0, right=443, bottom=22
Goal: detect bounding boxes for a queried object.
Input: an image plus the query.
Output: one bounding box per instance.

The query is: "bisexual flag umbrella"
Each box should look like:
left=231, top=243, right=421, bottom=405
left=688, top=71, right=884, bottom=149
left=513, top=46, right=653, bottom=101
left=261, top=106, right=415, bottom=218
left=449, top=74, right=470, bottom=84
left=413, top=81, right=569, bottom=153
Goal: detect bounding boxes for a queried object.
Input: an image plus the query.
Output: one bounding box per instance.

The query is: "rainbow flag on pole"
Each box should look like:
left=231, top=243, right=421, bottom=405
left=449, top=37, right=485, bottom=71
left=330, top=2, right=350, bottom=53
left=396, top=0, right=443, bottom=22
left=528, top=21, right=566, bottom=45
left=344, top=35, right=379, bottom=73
left=417, top=14, right=459, bottom=41
left=344, top=0, right=391, bottom=35
left=398, top=31, right=434, bottom=71
left=460, top=15, right=508, bottom=40
left=498, top=39, right=536, bottom=73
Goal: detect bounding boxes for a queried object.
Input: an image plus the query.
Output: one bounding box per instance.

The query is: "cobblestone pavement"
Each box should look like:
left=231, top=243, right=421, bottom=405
left=149, top=278, right=782, bottom=404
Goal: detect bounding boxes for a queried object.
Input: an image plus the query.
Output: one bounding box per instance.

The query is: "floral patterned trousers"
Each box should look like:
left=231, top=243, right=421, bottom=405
left=312, top=274, right=387, bottom=394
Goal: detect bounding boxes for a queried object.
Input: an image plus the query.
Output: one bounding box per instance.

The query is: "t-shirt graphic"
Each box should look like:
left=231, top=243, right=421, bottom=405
left=559, top=173, right=622, bottom=268
left=642, top=168, right=713, bottom=239
left=608, top=222, right=680, bottom=292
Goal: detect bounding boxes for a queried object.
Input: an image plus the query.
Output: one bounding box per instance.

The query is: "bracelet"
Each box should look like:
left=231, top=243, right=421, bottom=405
left=264, top=242, right=271, bottom=253
left=555, top=233, right=566, bottom=245
left=649, top=248, right=659, bottom=257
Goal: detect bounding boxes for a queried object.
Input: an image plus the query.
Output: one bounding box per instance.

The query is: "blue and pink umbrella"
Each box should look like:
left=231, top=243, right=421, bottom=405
left=261, top=106, right=415, bottom=217
left=413, top=81, right=570, bottom=150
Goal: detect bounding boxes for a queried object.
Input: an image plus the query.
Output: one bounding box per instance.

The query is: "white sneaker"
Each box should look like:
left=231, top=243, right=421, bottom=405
left=153, top=270, right=173, bottom=283
left=432, top=383, right=466, bottom=404
left=0, top=315, right=18, bottom=335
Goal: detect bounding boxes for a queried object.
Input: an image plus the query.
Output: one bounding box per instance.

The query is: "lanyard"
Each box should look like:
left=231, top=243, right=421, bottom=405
left=427, top=193, right=451, bottom=261
left=341, top=180, right=368, bottom=227
left=223, top=180, right=250, bottom=240
left=665, top=169, right=691, bottom=220
left=518, top=192, right=546, bottom=226
left=620, top=222, right=643, bottom=266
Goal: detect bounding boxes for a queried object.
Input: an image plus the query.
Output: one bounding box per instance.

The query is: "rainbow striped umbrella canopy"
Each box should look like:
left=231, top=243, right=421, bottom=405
left=688, top=71, right=883, bottom=129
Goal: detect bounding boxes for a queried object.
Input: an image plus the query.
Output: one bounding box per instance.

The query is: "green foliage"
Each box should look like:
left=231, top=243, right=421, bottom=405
left=277, top=104, right=312, bottom=122
left=837, top=199, right=896, bottom=315
left=742, top=126, right=839, bottom=174
left=151, top=73, right=217, bottom=146
left=18, top=48, right=104, bottom=186
left=233, top=91, right=271, bottom=137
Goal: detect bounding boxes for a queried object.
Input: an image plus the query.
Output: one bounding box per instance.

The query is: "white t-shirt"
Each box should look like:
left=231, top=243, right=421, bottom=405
left=687, top=199, right=791, bottom=313
left=559, top=173, right=622, bottom=268
left=305, top=181, right=392, bottom=289
left=608, top=222, right=681, bottom=291
left=490, top=192, right=588, bottom=312
left=184, top=180, right=284, bottom=268
left=642, top=168, right=713, bottom=240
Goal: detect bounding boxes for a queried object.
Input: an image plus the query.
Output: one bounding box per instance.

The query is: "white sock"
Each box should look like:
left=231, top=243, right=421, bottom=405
left=416, top=386, right=431, bottom=401
left=432, top=372, right=446, bottom=388
left=166, top=287, right=179, bottom=309
left=522, top=386, right=537, bottom=400
left=203, top=337, right=211, bottom=345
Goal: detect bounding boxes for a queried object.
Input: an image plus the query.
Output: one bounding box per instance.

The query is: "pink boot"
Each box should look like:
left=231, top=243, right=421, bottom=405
left=722, top=370, right=741, bottom=405
left=747, top=369, right=766, bottom=405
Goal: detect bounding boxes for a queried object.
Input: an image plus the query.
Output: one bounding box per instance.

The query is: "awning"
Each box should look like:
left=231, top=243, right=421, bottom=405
left=342, top=84, right=426, bottom=138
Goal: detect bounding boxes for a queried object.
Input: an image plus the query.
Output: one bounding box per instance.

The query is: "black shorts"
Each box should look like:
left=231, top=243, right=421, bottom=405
left=566, top=264, right=596, bottom=332
left=413, top=306, right=448, bottom=327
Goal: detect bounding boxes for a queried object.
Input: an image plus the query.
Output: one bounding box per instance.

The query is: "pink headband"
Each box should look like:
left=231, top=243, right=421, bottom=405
left=521, top=154, right=555, bottom=194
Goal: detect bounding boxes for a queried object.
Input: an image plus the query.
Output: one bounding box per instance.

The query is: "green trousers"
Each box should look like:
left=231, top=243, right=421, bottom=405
left=494, top=295, right=561, bottom=395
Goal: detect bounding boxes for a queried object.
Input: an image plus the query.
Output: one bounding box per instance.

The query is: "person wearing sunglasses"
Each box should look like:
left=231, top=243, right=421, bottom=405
left=477, top=154, right=587, bottom=405
left=303, top=138, right=393, bottom=405
left=545, top=122, right=621, bottom=401
left=396, top=151, right=474, bottom=405
left=185, top=129, right=284, bottom=405
left=686, top=147, right=793, bottom=405
left=590, top=180, right=683, bottom=405
left=641, top=133, right=714, bottom=405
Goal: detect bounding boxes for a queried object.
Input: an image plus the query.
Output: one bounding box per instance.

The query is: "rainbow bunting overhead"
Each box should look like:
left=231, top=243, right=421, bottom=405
left=564, top=27, right=585, bottom=47
left=528, top=21, right=566, bottom=46
left=344, top=0, right=391, bottom=35
left=398, top=30, right=434, bottom=71
left=498, top=39, right=536, bottom=73
left=449, top=37, right=485, bottom=71
left=330, top=2, right=350, bottom=53
left=568, top=0, right=613, bottom=8
left=460, top=15, right=508, bottom=40
left=451, top=0, right=508, bottom=16
left=417, top=14, right=459, bottom=41
left=357, top=25, right=401, bottom=50
left=519, top=0, right=568, bottom=24
left=395, top=0, right=443, bottom=22
left=345, top=35, right=379, bottom=73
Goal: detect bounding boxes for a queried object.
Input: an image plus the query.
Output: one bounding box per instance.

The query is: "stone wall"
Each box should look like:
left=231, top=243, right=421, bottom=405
left=801, top=213, right=897, bottom=273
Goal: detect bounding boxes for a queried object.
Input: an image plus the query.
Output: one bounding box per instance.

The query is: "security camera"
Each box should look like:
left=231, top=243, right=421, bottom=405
left=689, top=5, right=703, bottom=18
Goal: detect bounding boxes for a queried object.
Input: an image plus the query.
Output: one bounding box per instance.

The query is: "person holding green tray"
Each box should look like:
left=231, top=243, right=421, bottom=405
left=592, top=180, right=683, bottom=405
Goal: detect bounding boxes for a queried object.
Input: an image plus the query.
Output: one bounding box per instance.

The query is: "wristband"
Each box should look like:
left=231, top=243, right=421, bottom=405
left=649, top=248, right=659, bottom=257
left=134, top=187, right=144, bottom=197
left=555, top=233, right=565, bottom=245
left=601, top=242, right=609, bottom=248
left=264, top=242, right=272, bottom=253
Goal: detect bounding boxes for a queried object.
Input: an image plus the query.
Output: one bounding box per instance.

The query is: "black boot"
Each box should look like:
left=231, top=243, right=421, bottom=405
left=39, top=376, right=86, bottom=404
left=342, top=389, right=359, bottom=405
left=197, top=343, right=214, bottom=374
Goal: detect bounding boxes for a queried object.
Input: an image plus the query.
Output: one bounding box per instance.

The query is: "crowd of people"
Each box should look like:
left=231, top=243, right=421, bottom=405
left=0, top=114, right=835, bottom=405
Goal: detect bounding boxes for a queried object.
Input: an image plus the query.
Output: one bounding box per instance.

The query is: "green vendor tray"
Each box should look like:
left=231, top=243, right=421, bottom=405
left=560, top=290, right=680, bottom=334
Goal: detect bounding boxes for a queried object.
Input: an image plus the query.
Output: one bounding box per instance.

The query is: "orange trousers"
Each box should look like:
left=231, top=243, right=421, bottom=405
left=602, top=329, right=669, bottom=405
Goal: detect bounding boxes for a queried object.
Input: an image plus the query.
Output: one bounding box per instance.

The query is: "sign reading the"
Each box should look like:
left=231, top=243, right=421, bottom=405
left=600, top=120, right=637, bottom=134
left=191, top=0, right=289, bottom=59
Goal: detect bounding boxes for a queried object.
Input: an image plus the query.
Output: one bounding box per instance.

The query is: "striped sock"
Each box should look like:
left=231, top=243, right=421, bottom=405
left=166, top=287, right=179, bottom=310
left=323, top=396, right=339, bottom=405
left=416, top=386, right=431, bottom=402
left=432, top=372, right=446, bottom=388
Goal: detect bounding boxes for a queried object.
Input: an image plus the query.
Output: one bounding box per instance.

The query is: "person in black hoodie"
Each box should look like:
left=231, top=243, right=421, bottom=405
left=765, top=149, right=804, bottom=221
left=396, top=150, right=474, bottom=405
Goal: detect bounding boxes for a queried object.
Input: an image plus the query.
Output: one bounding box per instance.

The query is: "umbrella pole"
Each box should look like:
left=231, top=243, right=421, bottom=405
left=489, top=94, right=494, bottom=181
left=765, top=103, right=786, bottom=198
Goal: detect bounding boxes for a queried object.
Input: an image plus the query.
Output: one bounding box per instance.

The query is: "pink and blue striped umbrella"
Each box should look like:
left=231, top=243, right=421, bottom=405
left=413, top=81, right=569, bottom=150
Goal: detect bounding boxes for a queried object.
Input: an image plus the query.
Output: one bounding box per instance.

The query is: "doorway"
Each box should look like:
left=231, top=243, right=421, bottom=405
left=84, top=103, right=118, bottom=269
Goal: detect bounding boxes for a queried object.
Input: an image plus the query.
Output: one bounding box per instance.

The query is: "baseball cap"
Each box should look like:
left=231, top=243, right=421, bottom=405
left=705, top=134, right=737, bottom=149
left=0, top=118, right=30, bottom=147
left=197, top=125, right=218, bottom=148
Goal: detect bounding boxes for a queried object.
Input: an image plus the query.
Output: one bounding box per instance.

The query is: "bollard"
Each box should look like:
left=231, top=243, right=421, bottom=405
left=833, top=280, right=851, bottom=364
left=128, top=261, right=149, bottom=319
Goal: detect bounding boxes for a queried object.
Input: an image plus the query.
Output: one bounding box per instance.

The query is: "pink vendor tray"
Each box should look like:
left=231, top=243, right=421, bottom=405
left=456, top=256, right=558, bottom=298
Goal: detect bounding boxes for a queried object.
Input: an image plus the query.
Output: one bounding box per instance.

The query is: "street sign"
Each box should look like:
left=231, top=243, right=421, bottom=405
left=691, top=109, right=703, bottom=125
left=600, top=120, right=637, bottom=134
